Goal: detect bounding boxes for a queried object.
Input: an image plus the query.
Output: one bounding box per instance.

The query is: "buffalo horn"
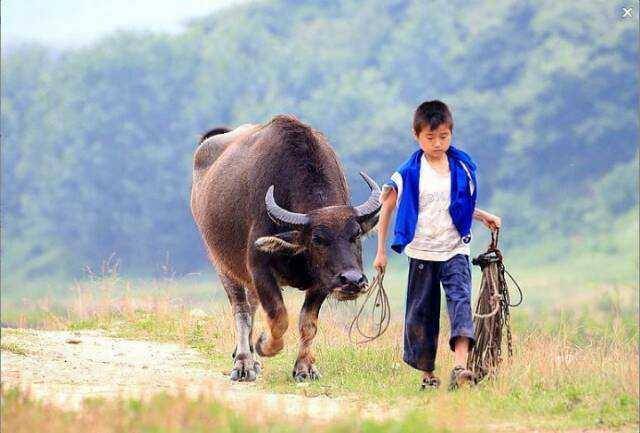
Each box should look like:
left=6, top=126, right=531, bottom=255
left=265, top=185, right=310, bottom=229
left=353, top=171, right=381, bottom=222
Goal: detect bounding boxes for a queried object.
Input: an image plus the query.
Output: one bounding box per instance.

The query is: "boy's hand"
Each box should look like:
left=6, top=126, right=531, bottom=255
left=481, top=213, right=501, bottom=231
left=373, top=251, right=387, bottom=273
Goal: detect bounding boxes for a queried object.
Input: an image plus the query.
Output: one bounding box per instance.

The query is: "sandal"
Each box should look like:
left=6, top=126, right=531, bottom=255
left=448, top=365, right=475, bottom=391
left=421, top=375, right=441, bottom=390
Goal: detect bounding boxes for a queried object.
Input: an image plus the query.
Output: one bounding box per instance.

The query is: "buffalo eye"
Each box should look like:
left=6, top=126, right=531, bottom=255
left=349, top=229, right=362, bottom=243
left=312, top=234, right=330, bottom=246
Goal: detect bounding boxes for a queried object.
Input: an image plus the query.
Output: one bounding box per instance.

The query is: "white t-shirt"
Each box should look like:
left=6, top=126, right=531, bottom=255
left=404, top=154, right=470, bottom=261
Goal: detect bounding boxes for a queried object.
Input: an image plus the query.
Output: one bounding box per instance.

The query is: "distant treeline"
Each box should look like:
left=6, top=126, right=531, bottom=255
left=1, top=0, right=638, bottom=281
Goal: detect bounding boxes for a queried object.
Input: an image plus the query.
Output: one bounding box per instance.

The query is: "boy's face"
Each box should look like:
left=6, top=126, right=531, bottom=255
left=413, top=123, right=452, bottom=159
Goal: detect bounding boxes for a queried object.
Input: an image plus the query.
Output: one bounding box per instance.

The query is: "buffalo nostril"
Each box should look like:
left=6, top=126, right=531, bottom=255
left=339, top=274, right=348, bottom=284
left=358, top=274, right=368, bottom=285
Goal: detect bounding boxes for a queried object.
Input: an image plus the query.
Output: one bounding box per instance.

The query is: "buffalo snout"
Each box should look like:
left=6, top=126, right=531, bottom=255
left=333, top=269, right=368, bottom=300
left=338, top=269, right=367, bottom=287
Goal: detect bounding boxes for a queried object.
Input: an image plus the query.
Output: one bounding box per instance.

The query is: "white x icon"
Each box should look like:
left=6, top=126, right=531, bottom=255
left=622, top=7, right=633, bottom=18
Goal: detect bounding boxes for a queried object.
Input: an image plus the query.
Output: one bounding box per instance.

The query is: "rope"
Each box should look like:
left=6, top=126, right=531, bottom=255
left=468, top=228, right=524, bottom=382
left=348, top=268, right=391, bottom=344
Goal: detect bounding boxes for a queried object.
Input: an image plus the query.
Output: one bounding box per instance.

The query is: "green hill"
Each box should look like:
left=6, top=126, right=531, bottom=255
left=1, top=0, right=638, bottom=282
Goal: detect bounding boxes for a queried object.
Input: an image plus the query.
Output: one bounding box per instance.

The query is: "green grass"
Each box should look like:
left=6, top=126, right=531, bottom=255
left=0, top=342, right=28, bottom=356
left=40, top=287, right=637, bottom=430
left=3, top=267, right=638, bottom=425
left=1, top=386, right=475, bottom=433
left=1, top=229, right=638, bottom=432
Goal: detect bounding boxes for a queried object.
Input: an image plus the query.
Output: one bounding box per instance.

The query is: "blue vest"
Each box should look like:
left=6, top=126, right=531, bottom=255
left=384, top=146, right=477, bottom=254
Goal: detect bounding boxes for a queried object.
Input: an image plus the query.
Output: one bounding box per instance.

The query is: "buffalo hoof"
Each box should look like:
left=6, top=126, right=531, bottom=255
left=292, top=363, right=321, bottom=382
left=255, top=332, right=284, bottom=357
left=230, top=357, right=261, bottom=382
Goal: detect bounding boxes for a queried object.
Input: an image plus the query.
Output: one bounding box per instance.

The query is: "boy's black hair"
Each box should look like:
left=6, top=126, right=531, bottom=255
left=413, top=100, right=454, bottom=134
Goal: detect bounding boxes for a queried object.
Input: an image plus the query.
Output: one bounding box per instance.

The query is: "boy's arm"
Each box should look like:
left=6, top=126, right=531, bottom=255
left=373, top=188, right=397, bottom=272
left=473, top=208, right=502, bottom=231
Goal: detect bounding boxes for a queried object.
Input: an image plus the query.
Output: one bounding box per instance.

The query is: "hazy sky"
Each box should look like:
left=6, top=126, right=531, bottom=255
left=1, top=0, right=250, bottom=50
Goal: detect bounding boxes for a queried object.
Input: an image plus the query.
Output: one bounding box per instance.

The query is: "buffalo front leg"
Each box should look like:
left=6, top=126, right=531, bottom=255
left=251, top=265, right=289, bottom=357
left=293, top=290, right=327, bottom=381
left=220, top=273, right=260, bottom=382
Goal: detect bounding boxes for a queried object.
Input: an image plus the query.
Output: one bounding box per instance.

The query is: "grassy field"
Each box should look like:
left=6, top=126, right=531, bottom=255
left=2, top=223, right=639, bottom=432
left=2, top=268, right=638, bottom=431
left=2, top=305, right=637, bottom=432
left=0, top=386, right=513, bottom=433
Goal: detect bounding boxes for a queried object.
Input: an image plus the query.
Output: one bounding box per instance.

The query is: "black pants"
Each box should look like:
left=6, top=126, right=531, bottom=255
left=403, top=254, right=476, bottom=372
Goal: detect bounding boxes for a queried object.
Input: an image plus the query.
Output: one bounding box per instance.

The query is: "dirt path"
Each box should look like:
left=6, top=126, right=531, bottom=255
left=0, top=328, right=394, bottom=424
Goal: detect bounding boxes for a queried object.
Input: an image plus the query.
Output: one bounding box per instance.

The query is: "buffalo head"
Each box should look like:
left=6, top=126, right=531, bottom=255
left=255, top=172, right=381, bottom=300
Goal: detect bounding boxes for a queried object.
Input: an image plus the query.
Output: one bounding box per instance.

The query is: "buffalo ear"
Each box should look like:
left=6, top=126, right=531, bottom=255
left=254, top=231, right=306, bottom=255
left=359, top=213, right=380, bottom=237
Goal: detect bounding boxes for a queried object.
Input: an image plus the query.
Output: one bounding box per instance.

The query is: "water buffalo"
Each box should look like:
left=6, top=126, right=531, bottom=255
left=190, top=115, right=381, bottom=382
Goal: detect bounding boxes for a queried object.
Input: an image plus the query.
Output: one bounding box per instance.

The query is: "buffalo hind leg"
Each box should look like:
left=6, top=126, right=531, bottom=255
left=251, top=265, right=289, bottom=357
left=293, top=290, right=327, bottom=381
left=220, top=273, right=260, bottom=382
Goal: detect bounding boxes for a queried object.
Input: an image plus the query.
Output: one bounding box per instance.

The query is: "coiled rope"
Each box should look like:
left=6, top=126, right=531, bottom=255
left=468, top=228, right=523, bottom=381
left=348, top=269, right=391, bottom=344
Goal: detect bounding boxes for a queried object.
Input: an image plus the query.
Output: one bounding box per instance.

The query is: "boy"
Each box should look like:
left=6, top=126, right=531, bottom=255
left=373, top=100, right=501, bottom=390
